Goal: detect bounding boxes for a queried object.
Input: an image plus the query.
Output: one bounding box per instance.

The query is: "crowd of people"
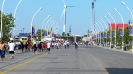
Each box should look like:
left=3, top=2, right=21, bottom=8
left=0, top=40, right=72, bottom=61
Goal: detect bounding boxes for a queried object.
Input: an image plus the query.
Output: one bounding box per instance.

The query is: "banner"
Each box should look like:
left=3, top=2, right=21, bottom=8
left=32, top=26, right=35, bottom=35
left=113, top=31, right=116, bottom=37
left=42, top=29, right=44, bottom=36
left=98, top=34, right=101, bottom=38
left=108, top=32, right=110, bottom=38
left=94, top=35, right=96, bottom=39
left=129, top=25, right=133, bottom=36
left=104, top=32, right=107, bottom=38
left=119, top=29, right=123, bottom=36
left=44, top=30, right=47, bottom=36
left=54, top=34, right=57, bottom=38
left=48, top=31, right=51, bottom=35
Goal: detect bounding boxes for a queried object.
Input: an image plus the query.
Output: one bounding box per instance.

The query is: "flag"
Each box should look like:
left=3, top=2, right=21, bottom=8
left=48, top=31, right=51, bottom=35
left=32, top=26, right=35, bottom=35
left=42, top=29, right=45, bottom=36
left=129, top=20, right=130, bottom=25
left=44, top=30, right=47, bottom=36
left=104, top=32, right=107, bottom=38
left=113, top=31, right=116, bottom=37
left=129, top=25, right=133, bottom=36
left=98, top=34, right=101, bottom=38
left=119, top=29, right=123, bottom=36
left=54, top=34, right=57, bottom=38
left=108, top=32, right=110, bottom=38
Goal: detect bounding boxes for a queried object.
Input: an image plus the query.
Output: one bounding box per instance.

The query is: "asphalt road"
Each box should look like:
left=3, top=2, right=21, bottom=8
left=0, top=45, right=133, bottom=74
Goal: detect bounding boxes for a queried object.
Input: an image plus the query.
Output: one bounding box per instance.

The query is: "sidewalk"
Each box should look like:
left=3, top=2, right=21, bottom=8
left=95, top=44, right=133, bottom=54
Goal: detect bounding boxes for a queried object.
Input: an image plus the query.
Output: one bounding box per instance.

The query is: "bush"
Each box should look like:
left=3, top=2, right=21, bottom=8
left=126, top=45, right=132, bottom=51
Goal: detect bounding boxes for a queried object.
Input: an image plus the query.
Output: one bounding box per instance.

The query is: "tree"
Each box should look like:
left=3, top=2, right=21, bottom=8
left=0, top=11, right=15, bottom=41
left=67, top=33, right=69, bottom=36
left=36, top=29, right=41, bottom=41
left=62, top=32, right=66, bottom=36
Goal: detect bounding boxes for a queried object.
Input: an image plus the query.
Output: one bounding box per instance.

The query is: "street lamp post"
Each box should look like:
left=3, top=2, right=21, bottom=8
left=100, top=18, right=108, bottom=46
left=122, top=1, right=133, bottom=50
left=45, top=17, right=52, bottom=36
left=31, top=7, right=42, bottom=39
left=108, top=13, right=117, bottom=47
left=95, top=29, right=98, bottom=44
left=48, top=20, right=55, bottom=32
left=98, top=21, right=104, bottom=46
left=47, top=20, right=54, bottom=36
left=55, top=25, right=60, bottom=34
left=95, top=22, right=102, bottom=46
left=41, top=15, right=50, bottom=41
left=114, top=8, right=124, bottom=50
left=1, top=0, right=6, bottom=38
left=55, top=26, right=60, bottom=34
left=92, top=0, right=96, bottom=34
left=53, top=25, right=59, bottom=33
left=23, top=28, right=25, bottom=33
left=14, top=0, right=22, bottom=37
left=104, top=16, right=112, bottom=48
left=49, top=21, right=56, bottom=31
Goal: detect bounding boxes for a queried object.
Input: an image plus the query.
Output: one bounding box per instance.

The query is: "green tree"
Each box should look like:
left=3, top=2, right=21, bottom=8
left=67, top=33, right=69, bottom=36
left=36, top=29, right=41, bottom=41
left=0, top=11, right=15, bottom=41
left=62, top=32, right=66, bottom=36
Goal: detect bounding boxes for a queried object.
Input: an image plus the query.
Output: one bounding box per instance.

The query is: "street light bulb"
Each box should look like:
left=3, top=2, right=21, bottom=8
left=108, top=13, right=110, bottom=15
left=114, top=8, right=117, bottom=11
left=48, top=15, right=50, bottom=17
left=39, top=7, right=42, bottom=10
left=122, top=2, right=125, bottom=5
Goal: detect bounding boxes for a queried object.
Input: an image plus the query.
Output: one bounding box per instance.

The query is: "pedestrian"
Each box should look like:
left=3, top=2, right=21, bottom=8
left=33, top=41, right=38, bottom=54
left=20, top=41, right=24, bottom=52
left=63, top=41, right=67, bottom=49
left=4, top=41, right=9, bottom=55
left=47, top=41, right=51, bottom=54
left=67, top=41, right=70, bottom=49
left=8, top=40, right=15, bottom=59
left=0, top=40, right=5, bottom=61
left=25, top=42, right=28, bottom=52
left=74, top=42, right=78, bottom=49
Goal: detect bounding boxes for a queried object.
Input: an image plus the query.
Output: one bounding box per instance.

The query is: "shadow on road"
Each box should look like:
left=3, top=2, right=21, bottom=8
left=106, top=68, right=133, bottom=74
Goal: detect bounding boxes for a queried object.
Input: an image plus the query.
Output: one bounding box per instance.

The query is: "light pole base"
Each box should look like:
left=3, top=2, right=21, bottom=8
left=122, top=46, right=124, bottom=51
left=132, top=46, right=133, bottom=52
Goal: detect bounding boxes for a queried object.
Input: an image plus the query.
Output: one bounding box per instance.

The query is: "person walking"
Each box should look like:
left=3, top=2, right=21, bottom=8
left=0, top=40, right=5, bottom=61
left=8, top=40, right=15, bottom=59
left=74, top=42, right=78, bottom=49
left=47, top=41, right=51, bottom=54
left=20, top=41, right=24, bottom=52
left=63, top=41, right=67, bottom=49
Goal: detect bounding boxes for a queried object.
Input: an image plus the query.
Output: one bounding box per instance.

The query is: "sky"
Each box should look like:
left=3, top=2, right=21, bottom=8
left=0, top=0, right=133, bottom=36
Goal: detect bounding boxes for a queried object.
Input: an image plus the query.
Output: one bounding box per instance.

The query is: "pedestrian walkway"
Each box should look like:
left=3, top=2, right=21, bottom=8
left=95, top=44, right=133, bottom=54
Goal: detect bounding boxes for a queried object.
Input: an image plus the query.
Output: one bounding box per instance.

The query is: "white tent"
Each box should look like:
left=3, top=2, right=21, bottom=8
left=82, top=37, right=91, bottom=41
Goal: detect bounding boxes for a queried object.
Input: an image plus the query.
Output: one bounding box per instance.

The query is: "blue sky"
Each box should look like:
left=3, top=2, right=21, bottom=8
left=0, top=0, right=133, bottom=35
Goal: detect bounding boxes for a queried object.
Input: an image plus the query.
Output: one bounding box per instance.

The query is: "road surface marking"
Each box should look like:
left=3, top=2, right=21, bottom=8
left=0, top=53, right=47, bottom=74
left=90, top=54, right=109, bottom=74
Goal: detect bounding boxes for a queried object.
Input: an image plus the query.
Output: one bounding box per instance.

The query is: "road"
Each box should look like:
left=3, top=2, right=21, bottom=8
left=0, top=45, right=133, bottom=74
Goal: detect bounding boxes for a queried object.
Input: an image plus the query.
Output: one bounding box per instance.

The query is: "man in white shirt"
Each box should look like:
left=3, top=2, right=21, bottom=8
left=47, top=41, right=51, bottom=54
left=8, top=40, right=15, bottom=59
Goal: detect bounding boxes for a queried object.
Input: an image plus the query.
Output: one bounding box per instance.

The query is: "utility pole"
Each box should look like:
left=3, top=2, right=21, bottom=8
left=92, top=0, right=96, bottom=34
left=23, top=28, right=25, bottom=33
